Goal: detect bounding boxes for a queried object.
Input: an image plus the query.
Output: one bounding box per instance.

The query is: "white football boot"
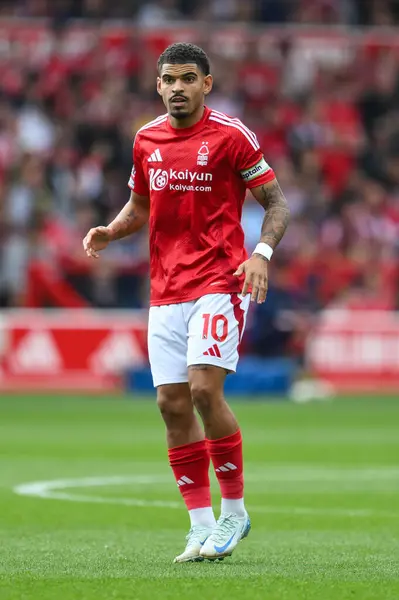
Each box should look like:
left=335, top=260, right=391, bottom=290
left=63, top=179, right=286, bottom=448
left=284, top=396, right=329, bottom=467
left=199, top=513, right=251, bottom=560
left=173, top=525, right=213, bottom=563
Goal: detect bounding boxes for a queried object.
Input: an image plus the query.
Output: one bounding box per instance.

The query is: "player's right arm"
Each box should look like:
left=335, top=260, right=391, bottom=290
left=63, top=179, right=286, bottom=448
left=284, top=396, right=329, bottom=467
left=83, top=190, right=149, bottom=259
left=83, top=133, right=150, bottom=259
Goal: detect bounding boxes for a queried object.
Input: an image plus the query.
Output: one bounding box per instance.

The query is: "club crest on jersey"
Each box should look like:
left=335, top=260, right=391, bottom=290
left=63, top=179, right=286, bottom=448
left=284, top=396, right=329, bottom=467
left=197, top=141, right=209, bottom=166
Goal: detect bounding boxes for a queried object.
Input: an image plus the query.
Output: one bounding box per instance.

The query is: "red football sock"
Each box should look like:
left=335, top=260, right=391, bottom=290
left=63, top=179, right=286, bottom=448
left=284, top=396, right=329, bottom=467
left=168, top=439, right=212, bottom=510
left=207, top=429, right=244, bottom=499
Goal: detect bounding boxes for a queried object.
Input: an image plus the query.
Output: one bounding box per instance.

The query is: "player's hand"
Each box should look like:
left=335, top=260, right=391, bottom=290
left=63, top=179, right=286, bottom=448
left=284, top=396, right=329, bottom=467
left=83, top=226, right=113, bottom=259
left=233, top=255, right=268, bottom=303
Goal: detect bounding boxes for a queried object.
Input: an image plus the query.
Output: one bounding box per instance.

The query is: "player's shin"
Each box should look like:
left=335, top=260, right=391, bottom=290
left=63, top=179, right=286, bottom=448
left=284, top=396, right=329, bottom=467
left=168, top=440, right=216, bottom=528
left=207, top=429, right=246, bottom=517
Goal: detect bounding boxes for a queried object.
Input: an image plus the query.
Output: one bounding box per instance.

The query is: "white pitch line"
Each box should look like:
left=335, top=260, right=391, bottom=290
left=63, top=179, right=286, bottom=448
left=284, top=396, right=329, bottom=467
left=12, top=475, right=399, bottom=519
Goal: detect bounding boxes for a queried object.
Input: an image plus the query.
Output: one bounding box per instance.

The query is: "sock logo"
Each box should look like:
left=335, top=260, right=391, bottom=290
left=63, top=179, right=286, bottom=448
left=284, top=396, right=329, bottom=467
left=216, top=462, right=237, bottom=472
left=177, top=475, right=194, bottom=487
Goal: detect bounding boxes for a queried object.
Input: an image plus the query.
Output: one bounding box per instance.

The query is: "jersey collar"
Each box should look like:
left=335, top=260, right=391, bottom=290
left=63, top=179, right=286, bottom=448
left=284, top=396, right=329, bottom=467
left=166, top=106, right=210, bottom=136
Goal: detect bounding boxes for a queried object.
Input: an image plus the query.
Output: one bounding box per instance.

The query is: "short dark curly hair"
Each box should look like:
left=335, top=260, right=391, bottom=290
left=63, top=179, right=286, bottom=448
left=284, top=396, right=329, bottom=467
left=157, top=43, right=211, bottom=76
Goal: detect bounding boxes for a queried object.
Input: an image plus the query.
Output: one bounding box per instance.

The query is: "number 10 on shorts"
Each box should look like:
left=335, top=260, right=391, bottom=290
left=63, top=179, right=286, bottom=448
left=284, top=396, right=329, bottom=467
left=202, top=313, right=228, bottom=342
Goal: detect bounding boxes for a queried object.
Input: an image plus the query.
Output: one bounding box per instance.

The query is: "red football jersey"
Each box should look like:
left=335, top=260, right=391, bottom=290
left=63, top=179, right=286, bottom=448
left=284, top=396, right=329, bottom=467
left=128, top=106, right=275, bottom=306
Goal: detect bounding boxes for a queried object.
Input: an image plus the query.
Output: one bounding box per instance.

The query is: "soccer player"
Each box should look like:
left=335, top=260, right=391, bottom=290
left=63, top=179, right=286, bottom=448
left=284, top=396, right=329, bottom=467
left=83, top=43, right=289, bottom=562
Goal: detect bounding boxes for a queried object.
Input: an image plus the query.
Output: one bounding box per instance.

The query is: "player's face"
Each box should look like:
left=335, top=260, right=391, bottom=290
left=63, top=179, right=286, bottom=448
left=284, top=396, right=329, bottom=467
left=157, top=63, right=213, bottom=120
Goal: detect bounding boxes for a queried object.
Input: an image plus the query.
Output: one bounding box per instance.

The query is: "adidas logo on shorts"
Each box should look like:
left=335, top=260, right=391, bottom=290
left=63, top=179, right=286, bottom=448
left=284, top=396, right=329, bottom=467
left=203, top=344, right=221, bottom=358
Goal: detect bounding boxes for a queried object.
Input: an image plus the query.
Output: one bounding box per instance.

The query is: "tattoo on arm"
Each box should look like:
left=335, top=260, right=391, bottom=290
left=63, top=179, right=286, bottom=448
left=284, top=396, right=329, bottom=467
left=110, top=207, right=138, bottom=240
left=257, top=181, right=290, bottom=250
left=108, top=196, right=149, bottom=241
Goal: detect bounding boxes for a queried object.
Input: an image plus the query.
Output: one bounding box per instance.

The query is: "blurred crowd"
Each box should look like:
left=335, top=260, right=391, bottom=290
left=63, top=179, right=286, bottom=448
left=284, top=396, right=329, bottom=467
left=1, top=9, right=399, bottom=357
left=2, top=0, right=399, bottom=26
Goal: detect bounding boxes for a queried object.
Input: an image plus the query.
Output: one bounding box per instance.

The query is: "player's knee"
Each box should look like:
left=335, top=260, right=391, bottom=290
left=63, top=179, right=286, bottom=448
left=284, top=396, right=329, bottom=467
left=190, top=381, right=219, bottom=417
left=157, top=386, right=192, bottom=422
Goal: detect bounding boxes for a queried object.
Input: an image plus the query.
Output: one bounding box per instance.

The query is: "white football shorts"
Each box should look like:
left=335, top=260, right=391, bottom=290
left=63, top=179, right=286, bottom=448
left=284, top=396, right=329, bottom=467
left=148, top=293, right=250, bottom=387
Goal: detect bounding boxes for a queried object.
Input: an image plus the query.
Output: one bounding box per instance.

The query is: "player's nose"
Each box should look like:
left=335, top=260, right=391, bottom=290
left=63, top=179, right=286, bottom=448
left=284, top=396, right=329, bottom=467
left=172, top=80, right=185, bottom=93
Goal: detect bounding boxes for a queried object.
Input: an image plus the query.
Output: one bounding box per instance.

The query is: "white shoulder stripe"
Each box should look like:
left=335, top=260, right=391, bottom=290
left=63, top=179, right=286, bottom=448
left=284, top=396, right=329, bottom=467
left=212, top=113, right=258, bottom=146
left=210, top=110, right=258, bottom=145
left=137, top=117, right=165, bottom=133
left=140, top=113, right=168, bottom=127
left=138, top=117, right=167, bottom=133
left=209, top=115, right=259, bottom=151
left=137, top=114, right=168, bottom=134
left=210, top=112, right=259, bottom=148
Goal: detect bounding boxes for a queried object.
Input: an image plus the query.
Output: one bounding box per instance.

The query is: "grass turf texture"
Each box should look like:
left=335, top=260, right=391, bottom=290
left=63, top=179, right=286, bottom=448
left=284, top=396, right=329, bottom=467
left=0, top=395, right=398, bottom=600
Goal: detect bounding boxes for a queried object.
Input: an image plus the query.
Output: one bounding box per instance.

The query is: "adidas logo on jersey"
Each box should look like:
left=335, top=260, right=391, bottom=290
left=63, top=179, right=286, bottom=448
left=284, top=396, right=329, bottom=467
left=148, top=149, right=163, bottom=162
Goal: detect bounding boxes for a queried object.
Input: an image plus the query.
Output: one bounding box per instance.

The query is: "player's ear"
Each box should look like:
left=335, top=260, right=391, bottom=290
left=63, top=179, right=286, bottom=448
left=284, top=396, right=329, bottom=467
left=203, top=74, right=213, bottom=96
left=156, top=77, right=162, bottom=96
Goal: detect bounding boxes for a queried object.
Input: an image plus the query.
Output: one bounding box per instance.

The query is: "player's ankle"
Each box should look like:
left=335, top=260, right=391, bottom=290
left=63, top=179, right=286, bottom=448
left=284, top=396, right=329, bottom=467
left=221, top=497, right=246, bottom=518
left=189, top=507, right=216, bottom=528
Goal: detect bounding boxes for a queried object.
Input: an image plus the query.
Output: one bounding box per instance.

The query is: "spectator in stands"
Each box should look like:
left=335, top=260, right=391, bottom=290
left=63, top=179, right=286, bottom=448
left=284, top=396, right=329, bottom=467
left=1, top=3, right=399, bottom=369
left=1, top=0, right=398, bottom=25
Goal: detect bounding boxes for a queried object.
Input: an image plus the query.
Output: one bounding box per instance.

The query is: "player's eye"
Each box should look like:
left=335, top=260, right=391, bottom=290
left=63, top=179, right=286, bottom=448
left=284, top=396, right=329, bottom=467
left=163, top=77, right=174, bottom=84
left=185, top=76, right=195, bottom=83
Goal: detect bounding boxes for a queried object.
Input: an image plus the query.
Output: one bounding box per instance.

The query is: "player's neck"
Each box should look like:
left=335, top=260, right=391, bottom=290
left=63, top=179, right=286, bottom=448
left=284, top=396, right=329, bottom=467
left=168, top=105, right=205, bottom=130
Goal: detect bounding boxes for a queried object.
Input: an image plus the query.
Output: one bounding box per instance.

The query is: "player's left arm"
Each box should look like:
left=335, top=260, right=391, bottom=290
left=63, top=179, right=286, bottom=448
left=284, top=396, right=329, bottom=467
left=251, top=178, right=290, bottom=252
left=234, top=178, right=290, bottom=303
left=229, top=122, right=290, bottom=303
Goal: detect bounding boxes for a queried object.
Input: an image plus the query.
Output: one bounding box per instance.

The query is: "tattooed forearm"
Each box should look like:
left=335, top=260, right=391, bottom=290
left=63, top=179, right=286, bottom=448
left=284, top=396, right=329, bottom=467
left=108, top=194, right=149, bottom=241
left=109, top=209, right=140, bottom=240
left=253, top=181, right=290, bottom=250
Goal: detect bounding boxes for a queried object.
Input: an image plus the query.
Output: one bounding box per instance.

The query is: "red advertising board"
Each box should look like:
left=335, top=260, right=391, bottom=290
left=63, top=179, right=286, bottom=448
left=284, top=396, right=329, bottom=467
left=307, top=310, right=399, bottom=393
left=0, top=310, right=148, bottom=392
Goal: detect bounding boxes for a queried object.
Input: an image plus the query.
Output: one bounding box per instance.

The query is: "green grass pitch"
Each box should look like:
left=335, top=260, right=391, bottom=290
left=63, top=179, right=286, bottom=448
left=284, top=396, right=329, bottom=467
left=0, top=394, right=398, bottom=600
